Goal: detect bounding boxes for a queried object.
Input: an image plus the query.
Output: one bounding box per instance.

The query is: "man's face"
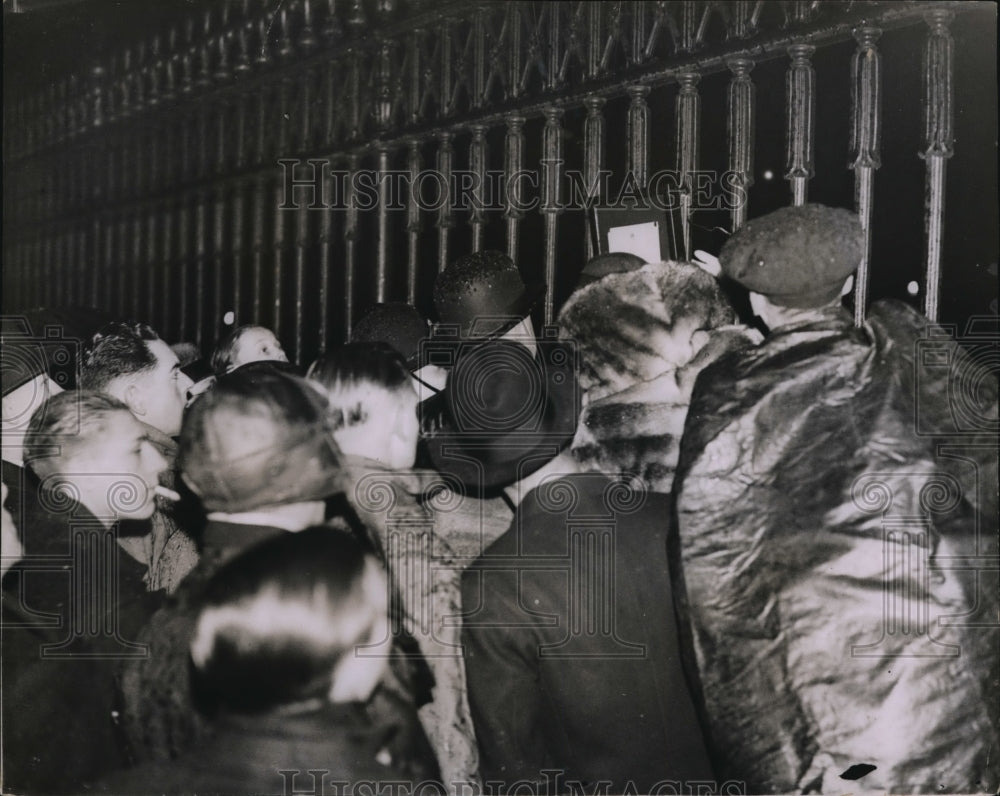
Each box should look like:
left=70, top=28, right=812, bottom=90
left=232, top=328, right=288, bottom=370
left=61, top=410, right=168, bottom=522
left=131, top=338, right=193, bottom=436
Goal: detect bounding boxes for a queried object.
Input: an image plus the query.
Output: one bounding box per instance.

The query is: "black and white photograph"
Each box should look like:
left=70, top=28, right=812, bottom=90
left=2, top=1, right=998, bottom=794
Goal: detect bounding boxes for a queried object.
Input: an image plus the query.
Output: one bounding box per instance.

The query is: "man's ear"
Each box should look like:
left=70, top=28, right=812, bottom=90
left=122, top=381, right=146, bottom=418
left=841, top=274, right=855, bottom=297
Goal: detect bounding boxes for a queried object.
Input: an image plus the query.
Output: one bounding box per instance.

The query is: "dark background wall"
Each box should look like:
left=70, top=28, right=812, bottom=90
left=4, top=1, right=997, bottom=364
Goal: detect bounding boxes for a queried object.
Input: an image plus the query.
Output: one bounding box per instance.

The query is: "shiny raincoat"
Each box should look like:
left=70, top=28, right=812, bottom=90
left=672, top=300, right=998, bottom=794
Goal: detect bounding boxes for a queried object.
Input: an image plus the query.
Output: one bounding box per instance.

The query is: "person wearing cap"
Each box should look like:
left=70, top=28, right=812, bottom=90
left=3, top=390, right=168, bottom=792
left=439, top=339, right=713, bottom=792
left=672, top=204, right=999, bottom=792
left=118, top=366, right=439, bottom=783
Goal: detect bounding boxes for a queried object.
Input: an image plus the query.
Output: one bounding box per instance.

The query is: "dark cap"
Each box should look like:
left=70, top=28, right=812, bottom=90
left=179, top=367, right=345, bottom=512
left=720, top=204, right=864, bottom=308
left=424, top=340, right=580, bottom=494
left=576, top=252, right=647, bottom=290
left=351, top=303, right=430, bottom=370
left=433, top=251, right=545, bottom=340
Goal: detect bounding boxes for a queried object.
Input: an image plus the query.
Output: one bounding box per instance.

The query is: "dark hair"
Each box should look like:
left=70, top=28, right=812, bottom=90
left=211, top=325, right=279, bottom=376
left=306, top=342, right=412, bottom=430
left=23, top=390, right=132, bottom=477
left=79, top=321, right=160, bottom=393
left=189, top=526, right=386, bottom=714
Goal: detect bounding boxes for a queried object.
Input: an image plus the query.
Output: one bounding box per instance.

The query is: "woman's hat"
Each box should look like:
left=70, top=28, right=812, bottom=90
left=433, top=251, right=545, bottom=340
left=424, top=339, right=580, bottom=494
left=350, top=302, right=430, bottom=371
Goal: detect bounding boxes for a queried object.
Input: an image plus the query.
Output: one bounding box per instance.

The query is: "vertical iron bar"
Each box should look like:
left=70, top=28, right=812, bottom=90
left=920, top=10, right=953, bottom=322
left=850, top=26, right=882, bottom=325
left=344, top=152, right=361, bottom=336
left=785, top=43, right=816, bottom=206
left=727, top=58, right=755, bottom=231
left=436, top=132, right=454, bottom=272
left=676, top=72, right=700, bottom=261
left=469, top=124, right=488, bottom=252
left=504, top=114, right=526, bottom=265
left=583, top=95, right=606, bottom=260
left=627, top=84, right=650, bottom=190
left=541, top=106, right=564, bottom=325
left=406, top=138, right=422, bottom=305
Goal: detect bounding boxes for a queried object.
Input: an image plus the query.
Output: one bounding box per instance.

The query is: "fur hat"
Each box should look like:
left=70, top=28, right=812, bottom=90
left=423, top=339, right=580, bottom=494
left=433, top=251, right=544, bottom=339
left=720, top=204, right=864, bottom=308
left=179, top=367, right=344, bottom=512
left=351, top=303, right=430, bottom=370
left=558, top=261, right=736, bottom=404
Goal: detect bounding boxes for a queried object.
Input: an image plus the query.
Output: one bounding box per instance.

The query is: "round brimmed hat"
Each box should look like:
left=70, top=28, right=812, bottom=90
left=424, top=340, right=580, bottom=494
left=433, top=251, right=545, bottom=340
left=720, top=204, right=864, bottom=308
left=178, top=367, right=345, bottom=512
left=351, top=303, right=430, bottom=371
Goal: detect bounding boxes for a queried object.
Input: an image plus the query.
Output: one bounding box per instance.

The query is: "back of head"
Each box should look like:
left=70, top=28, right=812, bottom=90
left=308, top=343, right=411, bottom=422
left=23, top=390, right=131, bottom=478
left=558, top=260, right=736, bottom=403
left=190, top=526, right=388, bottom=713
left=80, top=321, right=159, bottom=393
left=178, top=366, right=344, bottom=512
left=720, top=203, right=864, bottom=308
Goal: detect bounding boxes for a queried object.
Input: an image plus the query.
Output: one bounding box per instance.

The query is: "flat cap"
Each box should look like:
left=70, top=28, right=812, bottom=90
left=720, top=204, right=864, bottom=308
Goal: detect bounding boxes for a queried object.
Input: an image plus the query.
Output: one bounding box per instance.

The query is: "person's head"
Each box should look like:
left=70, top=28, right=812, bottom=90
left=178, top=366, right=344, bottom=520
left=211, top=325, right=288, bottom=376
left=189, top=526, right=390, bottom=713
left=558, top=261, right=735, bottom=404
left=80, top=321, right=193, bottom=436
left=433, top=250, right=544, bottom=343
left=424, top=339, right=580, bottom=495
left=2, top=332, right=65, bottom=465
left=350, top=303, right=447, bottom=401
left=307, top=343, right=420, bottom=471
left=720, top=203, right=864, bottom=328
left=23, top=391, right=168, bottom=524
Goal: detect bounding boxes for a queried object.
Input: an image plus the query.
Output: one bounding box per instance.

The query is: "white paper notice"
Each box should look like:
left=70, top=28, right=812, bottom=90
left=607, top=221, right=660, bottom=264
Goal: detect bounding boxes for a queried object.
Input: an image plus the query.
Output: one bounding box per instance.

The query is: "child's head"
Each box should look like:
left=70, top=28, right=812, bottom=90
left=189, top=526, right=389, bottom=713
left=212, top=325, right=288, bottom=376
left=306, top=343, right=420, bottom=471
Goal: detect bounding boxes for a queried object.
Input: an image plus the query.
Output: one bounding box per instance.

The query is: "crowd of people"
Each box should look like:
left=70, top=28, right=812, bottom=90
left=1, top=203, right=997, bottom=795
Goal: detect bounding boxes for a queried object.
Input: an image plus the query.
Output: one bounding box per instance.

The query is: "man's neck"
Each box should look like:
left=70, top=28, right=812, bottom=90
left=761, top=301, right=844, bottom=333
